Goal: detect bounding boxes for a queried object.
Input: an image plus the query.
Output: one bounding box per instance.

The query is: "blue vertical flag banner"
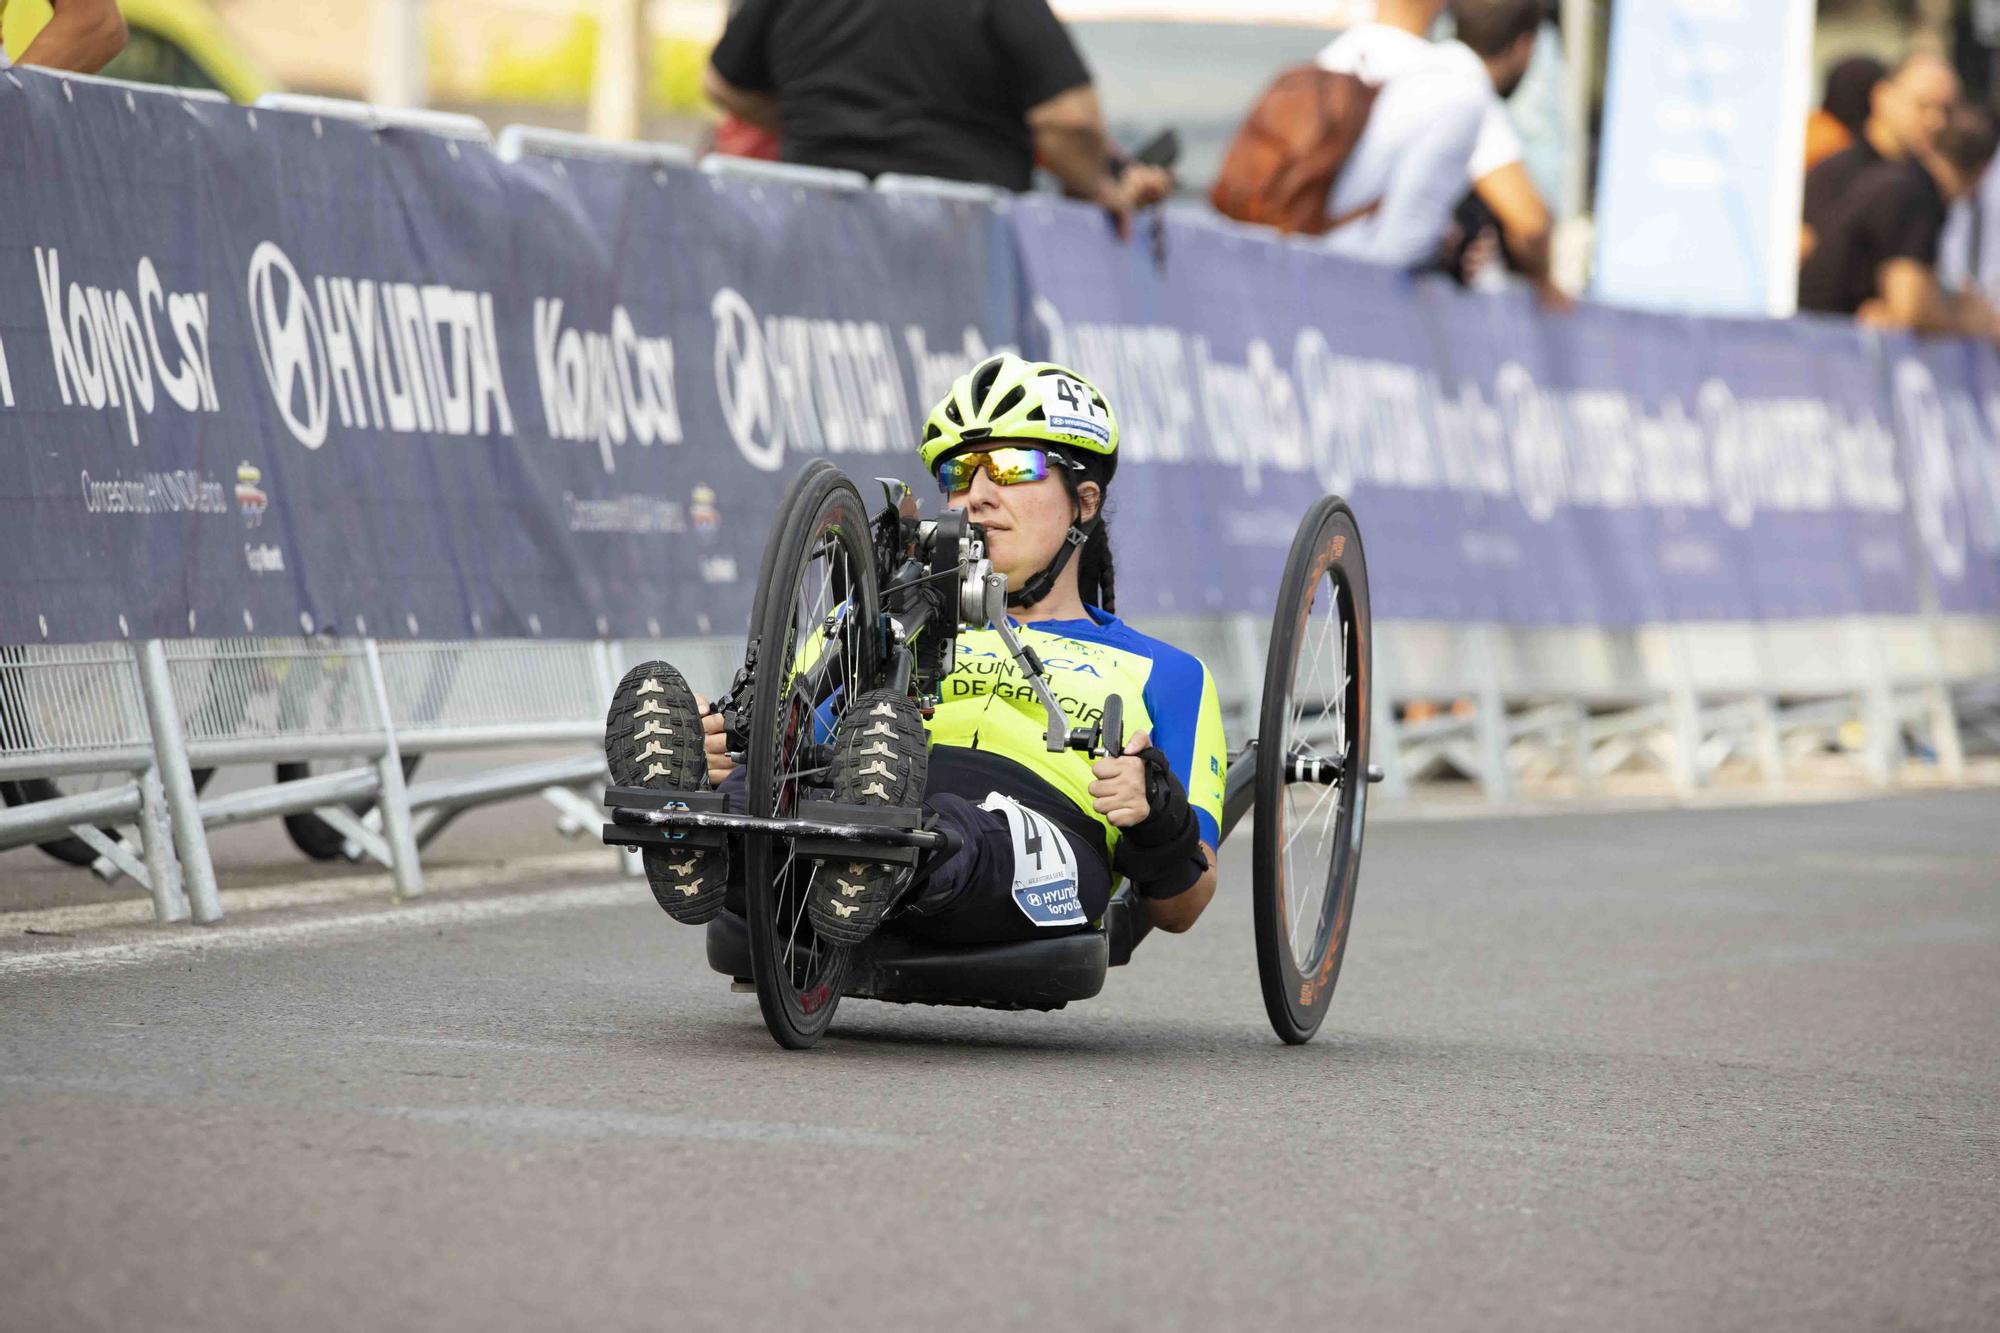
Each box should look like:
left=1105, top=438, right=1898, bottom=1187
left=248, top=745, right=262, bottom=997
left=0, top=65, right=1994, bottom=647
left=1593, top=0, right=1817, bottom=317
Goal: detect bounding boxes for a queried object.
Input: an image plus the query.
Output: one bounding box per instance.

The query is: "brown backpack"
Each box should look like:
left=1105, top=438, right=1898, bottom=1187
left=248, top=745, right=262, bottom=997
left=1209, top=66, right=1382, bottom=236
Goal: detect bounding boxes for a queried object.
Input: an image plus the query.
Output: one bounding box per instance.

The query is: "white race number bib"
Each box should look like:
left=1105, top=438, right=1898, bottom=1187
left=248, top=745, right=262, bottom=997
left=980, top=793, right=1086, bottom=929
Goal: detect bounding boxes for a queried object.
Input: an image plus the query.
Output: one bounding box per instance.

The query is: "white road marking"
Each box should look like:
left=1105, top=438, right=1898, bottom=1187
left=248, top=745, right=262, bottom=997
left=380, top=1104, right=908, bottom=1147
left=1, top=851, right=619, bottom=937
left=0, top=882, right=640, bottom=978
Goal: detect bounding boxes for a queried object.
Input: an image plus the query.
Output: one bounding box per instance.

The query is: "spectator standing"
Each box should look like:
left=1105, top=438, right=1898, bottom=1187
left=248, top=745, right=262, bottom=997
left=1314, top=0, right=1498, bottom=269
left=702, top=0, right=1164, bottom=236
left=1800, top=100, right=2000, bottom=338
left=1805, top=56, right=1888, bottom=173
left=0, top=0, right=126, bottom=72
left=1803, top=52, right=1958, bottom=244
left=708, top=0, right=780, bottom=162
left=1444, top=0, right=1569, bottom=308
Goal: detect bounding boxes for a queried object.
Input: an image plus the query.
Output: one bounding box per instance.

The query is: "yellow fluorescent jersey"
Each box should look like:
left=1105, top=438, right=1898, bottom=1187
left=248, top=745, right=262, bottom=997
left=926, top=608, right=1228, bottom=858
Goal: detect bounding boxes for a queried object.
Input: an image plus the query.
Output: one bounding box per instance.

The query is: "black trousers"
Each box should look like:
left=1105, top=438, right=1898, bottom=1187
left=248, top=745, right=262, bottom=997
left=715, top=771, right=1112, bottom=944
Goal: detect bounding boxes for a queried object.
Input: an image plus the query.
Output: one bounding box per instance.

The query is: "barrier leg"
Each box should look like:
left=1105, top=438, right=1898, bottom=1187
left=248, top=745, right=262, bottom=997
left=1925, top=682, right=1965, bottom=781
left=1571, top=703, right=1598, bottom=796
left=1917, top=611, right=1964, bottom=781
left=1667, top=685, right=1704, bottom=795
left=1753, top=694, right=1786, bottom=789
left=136, top=763, right=188, bottom=923
left=1663, top=627, right=1705, bottom=795
left=1230, top=614, right=1264, bottom=737
left=1370, top=666, right=1409, bottom=800
left=362, top=639, right=425, bottom=900
left=137, top=640, right=222, bottom=924
left=1475, top=626, right=1513, bottom=802
left=1848, top=619, right=1899, bottom=787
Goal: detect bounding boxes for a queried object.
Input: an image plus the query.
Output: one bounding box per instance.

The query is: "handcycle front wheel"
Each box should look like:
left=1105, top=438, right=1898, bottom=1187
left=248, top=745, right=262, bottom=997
left=1253, top=495, right=1371, bottom=1045
left=742, top=462, right=883, bottom=1049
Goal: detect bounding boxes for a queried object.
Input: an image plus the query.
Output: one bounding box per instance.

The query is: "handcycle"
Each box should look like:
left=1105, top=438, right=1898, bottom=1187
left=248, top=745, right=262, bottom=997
left=602, top=461, right=1376, bottom=1049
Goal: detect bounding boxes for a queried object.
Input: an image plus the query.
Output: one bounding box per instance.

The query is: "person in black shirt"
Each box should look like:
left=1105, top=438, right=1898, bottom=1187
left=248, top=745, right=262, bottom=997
left=702, top=0, right=1166, bottom=234
left=1800, top=101, right=2000, bottom=339
left=1803, top=53, right=1957, bottom=260
left=1804, top=55, right=1885, bottom=171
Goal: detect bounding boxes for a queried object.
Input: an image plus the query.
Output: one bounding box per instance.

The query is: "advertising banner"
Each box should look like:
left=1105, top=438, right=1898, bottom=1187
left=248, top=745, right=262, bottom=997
left=1010, top=202, right=1922, bottom=626
left=1, top=68, right=1994, bottom=646
left=1592, top=0, right=1816, bottom=317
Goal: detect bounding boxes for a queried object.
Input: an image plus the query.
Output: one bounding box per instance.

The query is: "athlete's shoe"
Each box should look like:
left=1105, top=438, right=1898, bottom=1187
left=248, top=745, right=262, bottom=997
left=806, top=689, right=929, bottom=947
left=603, top=660, right=727, bottom=925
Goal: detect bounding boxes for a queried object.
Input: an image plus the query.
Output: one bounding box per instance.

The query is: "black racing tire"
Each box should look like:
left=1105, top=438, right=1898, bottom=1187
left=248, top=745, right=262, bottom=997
left=1253, top=496, right=1372, bottom=1045
left=742, top=462, right=883, bottom=1049
left=1, top=769, right=215, bottom=867
left=276, top=755, right=423, bottom=861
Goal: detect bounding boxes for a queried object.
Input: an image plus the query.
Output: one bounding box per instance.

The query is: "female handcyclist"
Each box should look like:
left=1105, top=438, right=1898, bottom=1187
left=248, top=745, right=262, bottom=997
left=603, top=354, right=1226, bottom=947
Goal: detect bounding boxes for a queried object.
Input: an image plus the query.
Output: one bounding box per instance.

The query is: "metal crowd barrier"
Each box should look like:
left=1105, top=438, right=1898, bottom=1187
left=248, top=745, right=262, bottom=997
left=1146, top=612, right=1987, bottom=802
left=2, top=614, right=1991, bottom=923
left=1, top=637, right=702, bottom=922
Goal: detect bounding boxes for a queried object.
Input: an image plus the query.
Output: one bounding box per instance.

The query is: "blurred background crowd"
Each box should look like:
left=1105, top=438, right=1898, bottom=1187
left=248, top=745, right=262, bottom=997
left=6, top=0, right=2000, bottom=327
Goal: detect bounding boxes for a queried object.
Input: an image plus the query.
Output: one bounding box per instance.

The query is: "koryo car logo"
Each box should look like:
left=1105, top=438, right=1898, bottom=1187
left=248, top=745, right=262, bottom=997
left=246, top=241, right=330, bottom=449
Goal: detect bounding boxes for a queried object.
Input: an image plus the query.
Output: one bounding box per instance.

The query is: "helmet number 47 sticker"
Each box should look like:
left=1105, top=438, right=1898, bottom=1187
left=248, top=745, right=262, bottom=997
left=1040, top=375, right=1111, bottom=446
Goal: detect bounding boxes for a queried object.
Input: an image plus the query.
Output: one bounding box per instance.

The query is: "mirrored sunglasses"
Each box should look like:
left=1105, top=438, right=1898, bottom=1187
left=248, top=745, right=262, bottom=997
left=934, top=447, right=1075, bottom=495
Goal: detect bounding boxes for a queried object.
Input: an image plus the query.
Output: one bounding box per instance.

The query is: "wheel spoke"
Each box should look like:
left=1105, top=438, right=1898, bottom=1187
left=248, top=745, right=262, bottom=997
left=1281, top=777, right=1342, bottom=855
left=1278, top=563, right=1356, bottom=977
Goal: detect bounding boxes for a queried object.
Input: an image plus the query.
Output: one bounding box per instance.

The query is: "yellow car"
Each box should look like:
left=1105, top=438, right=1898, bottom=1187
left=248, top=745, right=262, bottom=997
left=2, top=0, right=271, bottom=101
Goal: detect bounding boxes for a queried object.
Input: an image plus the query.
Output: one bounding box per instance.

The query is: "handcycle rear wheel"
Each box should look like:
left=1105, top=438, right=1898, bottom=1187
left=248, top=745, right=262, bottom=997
left=1253, top=496, right=1371, bottom=1045
left=742, top=463, right=883, bottom=1049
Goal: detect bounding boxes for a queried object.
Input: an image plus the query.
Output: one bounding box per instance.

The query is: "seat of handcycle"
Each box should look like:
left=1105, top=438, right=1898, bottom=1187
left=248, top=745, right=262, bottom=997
left=705, top=909, right=1110, bottom=1011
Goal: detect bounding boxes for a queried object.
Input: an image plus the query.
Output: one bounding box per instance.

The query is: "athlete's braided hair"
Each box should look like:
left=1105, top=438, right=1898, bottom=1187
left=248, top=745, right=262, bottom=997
left=1055, top=462, right=1117, bottom=614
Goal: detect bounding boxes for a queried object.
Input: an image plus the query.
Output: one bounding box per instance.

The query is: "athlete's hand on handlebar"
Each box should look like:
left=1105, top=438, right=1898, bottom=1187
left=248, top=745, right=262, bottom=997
left=694, top=694, right=736, bottom=786
left=1101, top=734, right=1206, bottom=898
left=1089, top=729, right=1154, bottom=827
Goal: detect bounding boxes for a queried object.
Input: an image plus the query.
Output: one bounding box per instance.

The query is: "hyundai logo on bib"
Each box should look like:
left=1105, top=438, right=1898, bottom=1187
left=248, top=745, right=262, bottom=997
left=245, top=241, right=514, bottom=450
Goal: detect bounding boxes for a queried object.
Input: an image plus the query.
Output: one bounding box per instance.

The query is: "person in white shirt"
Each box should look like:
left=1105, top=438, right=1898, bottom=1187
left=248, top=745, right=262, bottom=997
left=1316, top=0, right=1492, bottom=269
left=1318, top=0, right=1553, bottom=285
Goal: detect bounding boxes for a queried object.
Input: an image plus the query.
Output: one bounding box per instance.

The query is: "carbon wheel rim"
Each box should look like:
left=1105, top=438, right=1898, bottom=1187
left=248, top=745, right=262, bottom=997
left=747, top=477, right=878, bottom=1043
left=1276, top=564, right=1363, bottom=978
left=1254, top=498, right=1370, bottom=1043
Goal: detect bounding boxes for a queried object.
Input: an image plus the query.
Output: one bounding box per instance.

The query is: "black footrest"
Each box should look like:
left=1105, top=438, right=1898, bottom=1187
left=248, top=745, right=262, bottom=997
left=607, top=786, right=730, bottom=813
left=793, top=800, right=924, bottom=866
left=602, top=788, right=730, bottom=851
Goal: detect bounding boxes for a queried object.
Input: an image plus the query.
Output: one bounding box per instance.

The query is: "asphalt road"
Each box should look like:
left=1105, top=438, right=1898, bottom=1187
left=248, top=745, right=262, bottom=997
left=2, top=791, right=1997, bottom=1332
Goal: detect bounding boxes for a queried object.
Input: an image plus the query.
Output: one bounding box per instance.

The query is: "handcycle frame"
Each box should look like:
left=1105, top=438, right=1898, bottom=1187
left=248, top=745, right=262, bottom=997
left=603, top=464, right=1373, bottom=1042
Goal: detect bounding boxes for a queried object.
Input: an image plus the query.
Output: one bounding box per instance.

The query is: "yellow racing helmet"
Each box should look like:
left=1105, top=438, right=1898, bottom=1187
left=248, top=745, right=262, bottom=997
left=919, top=353, right=1119, bottom=483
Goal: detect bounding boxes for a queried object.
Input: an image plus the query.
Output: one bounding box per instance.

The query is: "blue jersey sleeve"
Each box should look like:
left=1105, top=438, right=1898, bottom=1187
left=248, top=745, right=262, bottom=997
left=1140, top=646, right=1228, bottom=848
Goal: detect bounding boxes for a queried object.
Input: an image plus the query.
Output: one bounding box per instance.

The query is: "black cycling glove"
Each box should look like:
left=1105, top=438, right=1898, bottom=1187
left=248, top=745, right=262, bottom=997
left=1112, top=746, right=1207, bottom=900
